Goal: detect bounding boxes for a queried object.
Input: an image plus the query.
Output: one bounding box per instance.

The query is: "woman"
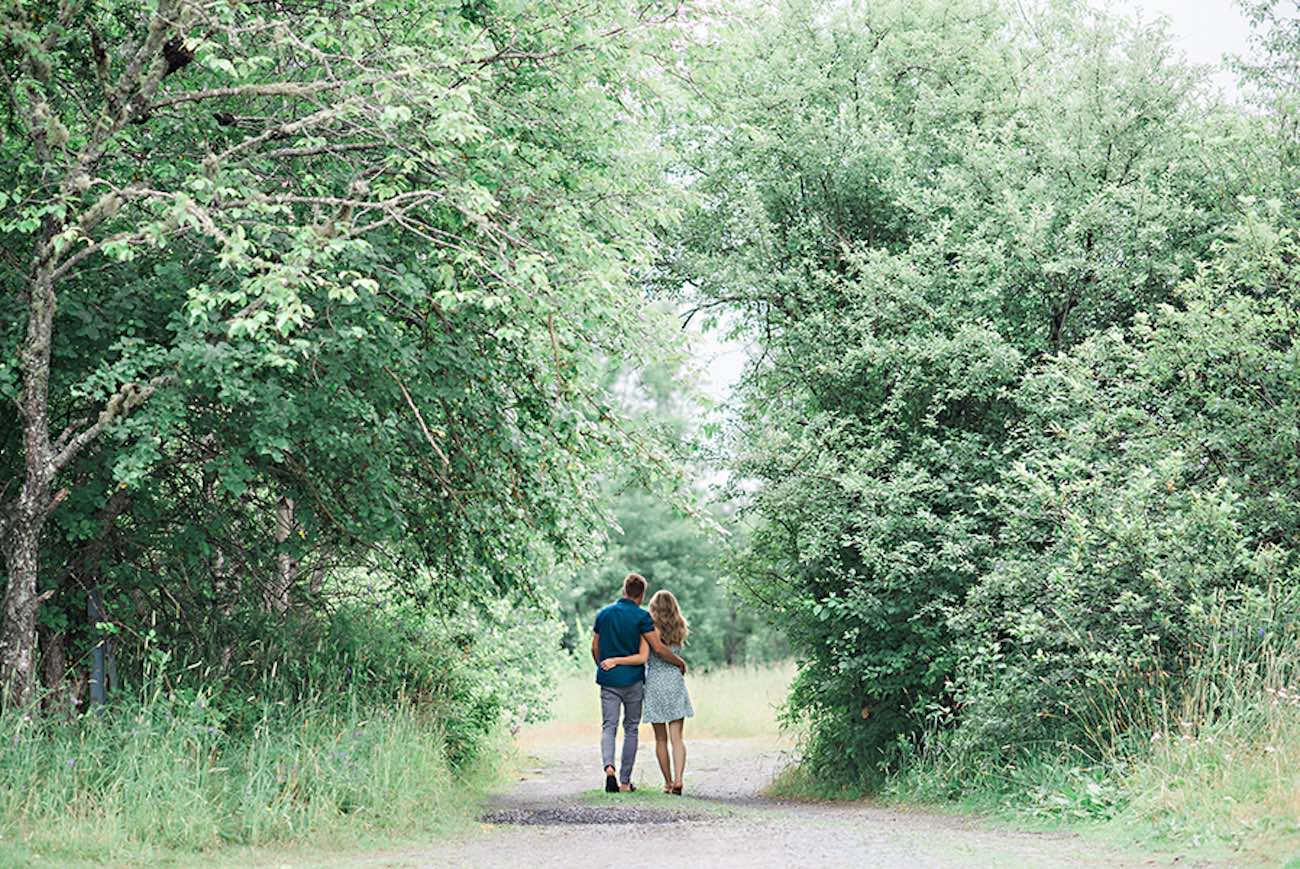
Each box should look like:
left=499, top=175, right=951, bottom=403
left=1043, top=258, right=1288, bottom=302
left=600, top=589, right=693, bottom=794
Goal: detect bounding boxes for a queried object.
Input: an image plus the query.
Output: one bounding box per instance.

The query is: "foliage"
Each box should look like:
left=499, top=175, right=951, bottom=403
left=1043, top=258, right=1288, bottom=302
left=1, top=0, right=685, bottom=712
left=951, top=208, right=1300, bottom=757
left=671, top=0, right=1297, bottom=792
left=561, top=485, right=789, bottom=668
left=560, top=353, right=782, bottom=668
left=0, top=2, right=685, bottom=858
left=884, top=586, right=1300, bottom=863
left=672, top=0, right=1220, bottom=778
left=1, top=1, right=1296, bottom=861
left=0, top=597, right=538, bottom=864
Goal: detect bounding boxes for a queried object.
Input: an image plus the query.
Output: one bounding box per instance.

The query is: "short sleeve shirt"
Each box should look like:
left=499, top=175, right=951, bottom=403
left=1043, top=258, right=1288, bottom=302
left=593, top=598, right=655, bottom=687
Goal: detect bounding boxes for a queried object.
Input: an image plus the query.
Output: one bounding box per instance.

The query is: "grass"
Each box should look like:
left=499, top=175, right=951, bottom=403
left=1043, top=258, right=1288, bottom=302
left=0, top=691, right=502, bottom=867
left=576, top=784, right=743, bottom=819
left=869, top=614, right=1300, bottom=866
left=766, top=764, right=871, bottom=801
left=518, top=659, right=796, bottom=748
left=1110, top=638, right=1300, bottom=865
left=0, top=658, right=792, bottom=867
left=1117, top=711, right=1300, bottom=863
left=27, top=647, right=1294, bottom=865
left=758, top=597, right=1300, bottom=867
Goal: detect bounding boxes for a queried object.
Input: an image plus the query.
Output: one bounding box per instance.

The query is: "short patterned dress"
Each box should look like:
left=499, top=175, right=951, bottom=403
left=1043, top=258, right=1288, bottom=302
left=641, top=645, right=694, bottom=724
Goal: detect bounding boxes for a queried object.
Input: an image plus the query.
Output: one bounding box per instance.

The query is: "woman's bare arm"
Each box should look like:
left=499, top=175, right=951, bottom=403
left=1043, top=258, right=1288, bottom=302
left=599, top=637, right=650, bottom=670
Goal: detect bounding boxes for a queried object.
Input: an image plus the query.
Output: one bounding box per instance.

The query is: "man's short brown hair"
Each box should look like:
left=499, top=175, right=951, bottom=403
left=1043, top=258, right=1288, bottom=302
left=622, top=572, right=647, bottom=600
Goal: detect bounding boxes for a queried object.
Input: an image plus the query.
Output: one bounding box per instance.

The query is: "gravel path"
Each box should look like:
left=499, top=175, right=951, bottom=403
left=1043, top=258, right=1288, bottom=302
left=334, top=737, right=1215, bottom=869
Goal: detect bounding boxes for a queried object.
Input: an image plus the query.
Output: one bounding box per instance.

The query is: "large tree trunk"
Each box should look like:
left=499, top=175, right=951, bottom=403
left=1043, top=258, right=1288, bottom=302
left=1, top=269, right=57, bottom=706
left=1, top=521, right=46, bottom=705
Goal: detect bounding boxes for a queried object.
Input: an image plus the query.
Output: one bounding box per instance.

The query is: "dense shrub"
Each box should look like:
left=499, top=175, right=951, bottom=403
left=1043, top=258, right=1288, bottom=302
left=675, top=0, right=1298, bottom=791
left=884, top=584, right=1300, bottom=860
left=951, top=212, right=1300, bottom=760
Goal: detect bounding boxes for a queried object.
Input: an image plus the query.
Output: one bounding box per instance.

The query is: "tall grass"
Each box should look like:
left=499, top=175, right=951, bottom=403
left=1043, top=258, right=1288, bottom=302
left=520, top=660, right=796, bottom=747
left=1110, top=611, right=1300, bottom=862
left=881, top=592, right=1300, bottom=863
left=0, top=681, right=496, bottom=866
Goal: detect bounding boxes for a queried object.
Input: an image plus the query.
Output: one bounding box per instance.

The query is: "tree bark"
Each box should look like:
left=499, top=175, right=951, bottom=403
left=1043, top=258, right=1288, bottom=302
left=1, top=521, right=47, bottom=706
left=266, top=496, right=296, bottom=614
left=1, top=265, right=58, bottom=706
left=38, top=624, right=75, bottom=718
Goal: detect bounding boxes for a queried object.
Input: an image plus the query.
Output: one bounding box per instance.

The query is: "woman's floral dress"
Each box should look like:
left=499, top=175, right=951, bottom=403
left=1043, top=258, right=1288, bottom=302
left=642, top=644, right=694, bottom=723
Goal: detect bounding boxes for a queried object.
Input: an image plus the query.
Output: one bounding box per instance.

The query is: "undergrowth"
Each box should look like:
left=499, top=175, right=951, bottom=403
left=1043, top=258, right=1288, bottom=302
left=0, top=601, right=545, bottom=866
left=776, top=594, right=1300, bottom=865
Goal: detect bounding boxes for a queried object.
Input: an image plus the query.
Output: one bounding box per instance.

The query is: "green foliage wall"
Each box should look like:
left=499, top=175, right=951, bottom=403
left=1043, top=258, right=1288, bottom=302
left=671, top=0, right=1299, bottom=786
left=0, top=0, right=687, bottom=728
left=954, top=210, right=1300, bottom=760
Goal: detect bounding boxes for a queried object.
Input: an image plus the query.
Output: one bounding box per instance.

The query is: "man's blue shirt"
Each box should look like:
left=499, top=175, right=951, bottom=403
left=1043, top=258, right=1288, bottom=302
left=593, top=597, right=655, bottom=687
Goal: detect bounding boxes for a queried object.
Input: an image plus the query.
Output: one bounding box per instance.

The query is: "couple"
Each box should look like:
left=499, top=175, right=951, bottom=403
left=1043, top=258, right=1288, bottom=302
left=591, top=572, right=693, bottom=795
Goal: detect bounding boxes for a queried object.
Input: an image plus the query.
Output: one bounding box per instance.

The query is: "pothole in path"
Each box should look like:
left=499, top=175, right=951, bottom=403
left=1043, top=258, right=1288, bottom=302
left=481, top=806, right=697, bottom=826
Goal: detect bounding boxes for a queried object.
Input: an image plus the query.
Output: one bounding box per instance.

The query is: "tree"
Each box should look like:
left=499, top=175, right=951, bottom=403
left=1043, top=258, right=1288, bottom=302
left=1, top=0, right=685, bottom=704
left=668, top=0, right=1255, bottom=783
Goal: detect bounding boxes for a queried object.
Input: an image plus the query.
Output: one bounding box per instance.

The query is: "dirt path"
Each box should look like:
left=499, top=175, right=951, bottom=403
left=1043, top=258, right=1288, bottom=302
left=339, top=737, right=1209, bottom=869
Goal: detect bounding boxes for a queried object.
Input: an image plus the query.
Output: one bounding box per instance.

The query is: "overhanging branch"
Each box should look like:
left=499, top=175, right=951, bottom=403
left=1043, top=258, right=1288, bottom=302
left=50, top=374, right=175, bottom=474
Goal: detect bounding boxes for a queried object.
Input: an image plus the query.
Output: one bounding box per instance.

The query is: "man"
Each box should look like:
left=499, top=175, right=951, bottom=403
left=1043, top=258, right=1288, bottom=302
left=591, top=572, right=686, bottom=793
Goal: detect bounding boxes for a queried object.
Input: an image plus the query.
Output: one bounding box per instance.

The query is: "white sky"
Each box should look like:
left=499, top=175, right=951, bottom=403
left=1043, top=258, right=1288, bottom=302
left=687, top=0, right=1258, bottom=405
left=1129, top=0, right=1254, bottom=93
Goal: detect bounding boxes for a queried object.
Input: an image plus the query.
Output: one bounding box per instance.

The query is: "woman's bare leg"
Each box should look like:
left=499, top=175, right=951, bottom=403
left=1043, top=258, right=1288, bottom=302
left=651, top=722, right=672, bottom=790
left=669, top=718, right=686, bottom=789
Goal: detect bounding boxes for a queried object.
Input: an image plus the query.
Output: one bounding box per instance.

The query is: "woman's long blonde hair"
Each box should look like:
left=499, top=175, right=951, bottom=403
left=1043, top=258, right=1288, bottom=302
left=648, top=590, right=689, bottom=646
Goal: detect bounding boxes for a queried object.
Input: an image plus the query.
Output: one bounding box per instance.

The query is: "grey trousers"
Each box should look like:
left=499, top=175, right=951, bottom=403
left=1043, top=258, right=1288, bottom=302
left=599, top=682, right=644, bottom=784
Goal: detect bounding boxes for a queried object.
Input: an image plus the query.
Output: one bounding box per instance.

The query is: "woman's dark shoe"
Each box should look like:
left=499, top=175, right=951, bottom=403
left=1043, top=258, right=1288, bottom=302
left=604, top=766, right=618, bottom=793
left=671, top=784, right=682, bottom=795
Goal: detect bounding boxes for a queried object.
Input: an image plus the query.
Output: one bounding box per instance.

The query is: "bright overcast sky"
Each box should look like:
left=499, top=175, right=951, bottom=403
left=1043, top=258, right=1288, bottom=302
left=688, top=0, right=1260, bottom=405
left=1130, top=0, right=1254, bottom=92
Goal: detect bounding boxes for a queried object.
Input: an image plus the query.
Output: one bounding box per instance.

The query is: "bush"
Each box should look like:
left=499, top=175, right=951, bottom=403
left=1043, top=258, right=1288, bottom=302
left=870, top=209, right=1300, bottom=861
left=886, top=586, right=1300, bottom=860
left=0, top=594, right=563, bottom=863
left=949, top=217, right=1300, bottom=763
